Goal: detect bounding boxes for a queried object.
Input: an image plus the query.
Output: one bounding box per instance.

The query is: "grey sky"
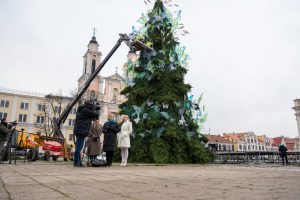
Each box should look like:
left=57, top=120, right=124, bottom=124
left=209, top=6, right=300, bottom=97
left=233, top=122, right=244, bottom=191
left=0, top=0, right=299, bottom=137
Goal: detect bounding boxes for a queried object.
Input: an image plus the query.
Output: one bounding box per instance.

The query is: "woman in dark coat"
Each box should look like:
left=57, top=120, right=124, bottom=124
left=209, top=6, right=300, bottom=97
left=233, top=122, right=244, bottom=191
left=102, top=114, right=120, bottom=167
left=86, top=119, right=102, bottom=162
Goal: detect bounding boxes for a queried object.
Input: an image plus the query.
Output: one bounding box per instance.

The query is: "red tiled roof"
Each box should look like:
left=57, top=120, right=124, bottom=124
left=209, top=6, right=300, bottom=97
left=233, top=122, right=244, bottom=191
left=208, top=135, right=232, bottom=144
left=257, top=137, right=264, bottom=143
left=284, top=138, right=299, bottom=150
left=271, top=137, right=283, bottom=145
left=223, top=134, right=242, bottom=142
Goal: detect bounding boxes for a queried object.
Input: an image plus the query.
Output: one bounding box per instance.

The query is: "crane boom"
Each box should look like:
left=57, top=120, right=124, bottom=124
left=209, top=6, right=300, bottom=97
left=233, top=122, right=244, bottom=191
left=53, top=33, right=152, bottom=139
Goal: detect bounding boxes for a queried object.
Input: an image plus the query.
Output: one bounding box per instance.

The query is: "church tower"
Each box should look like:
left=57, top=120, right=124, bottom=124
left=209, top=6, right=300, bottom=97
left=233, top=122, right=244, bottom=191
left=78, top=30, right=104, bottom=100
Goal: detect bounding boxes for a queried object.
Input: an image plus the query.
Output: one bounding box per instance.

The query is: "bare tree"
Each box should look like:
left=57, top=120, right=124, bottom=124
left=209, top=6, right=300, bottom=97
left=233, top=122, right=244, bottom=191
left=34, top=91, right=69, bottom=137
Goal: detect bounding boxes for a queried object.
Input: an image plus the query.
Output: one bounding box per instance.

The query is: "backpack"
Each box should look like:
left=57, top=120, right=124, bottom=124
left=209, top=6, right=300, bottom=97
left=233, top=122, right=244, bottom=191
left=90, top=158, right=107, bottom=167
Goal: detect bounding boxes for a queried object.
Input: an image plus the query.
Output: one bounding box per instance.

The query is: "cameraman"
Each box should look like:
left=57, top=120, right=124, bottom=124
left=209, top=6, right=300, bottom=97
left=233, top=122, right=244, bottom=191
left=0, top=118, right=10, bottom=162
left=73, top=101, right=100, bottom=167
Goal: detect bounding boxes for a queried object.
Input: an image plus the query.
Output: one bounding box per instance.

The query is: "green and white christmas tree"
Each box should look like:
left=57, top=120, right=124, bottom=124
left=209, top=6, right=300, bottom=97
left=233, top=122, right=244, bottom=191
left=120, top=0, right=212, bottom=163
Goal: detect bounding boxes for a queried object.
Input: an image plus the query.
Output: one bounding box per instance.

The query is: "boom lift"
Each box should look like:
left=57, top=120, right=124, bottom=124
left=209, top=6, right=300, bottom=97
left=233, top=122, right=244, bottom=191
left=52, top=33, right=152, bottom=160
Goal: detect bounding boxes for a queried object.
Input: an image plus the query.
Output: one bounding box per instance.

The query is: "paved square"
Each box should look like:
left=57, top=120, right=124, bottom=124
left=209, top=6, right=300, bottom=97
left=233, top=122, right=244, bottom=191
left=0, top=162, right=300, bottom=200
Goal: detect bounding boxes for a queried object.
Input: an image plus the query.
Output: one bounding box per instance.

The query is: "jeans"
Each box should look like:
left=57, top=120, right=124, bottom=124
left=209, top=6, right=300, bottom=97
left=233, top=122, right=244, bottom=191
left=74, top=136, right=84, bottom=166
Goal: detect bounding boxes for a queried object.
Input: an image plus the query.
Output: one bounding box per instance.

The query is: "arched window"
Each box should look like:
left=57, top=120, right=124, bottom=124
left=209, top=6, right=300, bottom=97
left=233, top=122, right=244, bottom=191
left=91, top=59, right=96, bottom=73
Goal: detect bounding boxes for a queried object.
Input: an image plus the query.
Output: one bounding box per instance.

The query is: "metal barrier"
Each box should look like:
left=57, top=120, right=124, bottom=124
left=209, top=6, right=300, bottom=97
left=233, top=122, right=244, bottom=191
left=214, top=151, right=300, bottom=165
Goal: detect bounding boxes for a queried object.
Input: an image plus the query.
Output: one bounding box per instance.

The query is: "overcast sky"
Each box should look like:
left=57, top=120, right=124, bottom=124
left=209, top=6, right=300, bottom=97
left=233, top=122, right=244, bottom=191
left=0, top=0, right=299, bottom=137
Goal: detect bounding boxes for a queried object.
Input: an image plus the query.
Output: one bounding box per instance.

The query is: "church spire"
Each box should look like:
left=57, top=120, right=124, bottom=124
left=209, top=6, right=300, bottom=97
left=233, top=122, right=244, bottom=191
left=92, top=27, right=97, bottom=37
left=89, top=27, right=98, bottom=44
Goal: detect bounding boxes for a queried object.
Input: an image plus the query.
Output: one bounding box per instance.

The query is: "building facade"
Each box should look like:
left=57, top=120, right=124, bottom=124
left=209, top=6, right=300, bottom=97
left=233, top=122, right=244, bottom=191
left=223, top=132, right=264, bottom=152
left=292, top=98, right=300, bottom=150
left=0, top=34, right=127, bottom=144
left=207, top=134, right=233, bottom=152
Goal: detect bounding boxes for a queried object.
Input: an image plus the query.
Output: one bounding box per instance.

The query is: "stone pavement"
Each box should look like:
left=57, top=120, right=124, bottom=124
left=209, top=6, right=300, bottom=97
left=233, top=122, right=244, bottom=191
left=0, top=162, right=300, bottom=200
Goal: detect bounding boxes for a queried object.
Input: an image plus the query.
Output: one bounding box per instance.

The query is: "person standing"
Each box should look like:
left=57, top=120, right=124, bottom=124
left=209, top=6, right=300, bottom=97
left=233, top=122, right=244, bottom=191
left=117, top=115, right=133, bottom=167
left=278, top=144, right=288, bottom=165
left=73, top=102, right=99, bottom=167
left=86, top=119, right=102, bottom=162
left=102, top=114, right=120, bottom=167
left=0, top=118, right=10, bottom=162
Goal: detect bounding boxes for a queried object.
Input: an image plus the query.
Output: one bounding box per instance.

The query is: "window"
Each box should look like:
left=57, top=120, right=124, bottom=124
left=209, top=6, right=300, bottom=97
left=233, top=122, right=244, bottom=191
left=71, top=108, right=76, bottom=115
left=0, top=100, right=9, bottom=108
left=262, top=146, right=265, bottom=151
left=0, top=112, right=8, bottom=120
left=251, top=139, right=253, bottom=143
left=38, top=104, right=45, bottom=111
left=68, top=119, right=75, bottom=126
left=20, top=102, right=29, bottom=110
left=91, top=59, right=96, bottom=73
left=84, top=60, right=87, bottom=74
left=36, top=116, right=45, bottom=124
left=69, top=134, right=73, bottom=141
left=18, top=114, right=27, bottom=122
left=54, top=106, right=61, bottom=113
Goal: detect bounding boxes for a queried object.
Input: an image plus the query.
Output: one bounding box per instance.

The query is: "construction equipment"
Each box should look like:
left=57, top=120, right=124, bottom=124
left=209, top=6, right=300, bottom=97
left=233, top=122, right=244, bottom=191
left=1, top=128, right=66, bottom=163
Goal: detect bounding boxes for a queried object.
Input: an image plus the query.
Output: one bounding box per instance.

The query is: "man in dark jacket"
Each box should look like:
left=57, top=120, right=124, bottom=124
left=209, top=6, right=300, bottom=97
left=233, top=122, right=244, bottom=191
left=73, top=102, right=99, bottom=167
left=278, top=144, right=288, bottom=165
left=102, top=114, right=120, bottom=167
left=0, top=118, right=9, bottom=162
left=0, top=118, right=9, bottom=142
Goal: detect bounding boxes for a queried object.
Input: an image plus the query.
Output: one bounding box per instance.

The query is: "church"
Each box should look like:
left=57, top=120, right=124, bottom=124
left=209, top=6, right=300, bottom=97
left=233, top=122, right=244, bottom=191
left=77, top=33, right=127, bottom=123
left=0, top=33, right=129, bottom=144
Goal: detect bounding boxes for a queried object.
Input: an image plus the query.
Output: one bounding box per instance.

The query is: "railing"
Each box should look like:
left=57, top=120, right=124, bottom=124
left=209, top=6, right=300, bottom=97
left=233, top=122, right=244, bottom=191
left=214, top=151, right=300, bottom=165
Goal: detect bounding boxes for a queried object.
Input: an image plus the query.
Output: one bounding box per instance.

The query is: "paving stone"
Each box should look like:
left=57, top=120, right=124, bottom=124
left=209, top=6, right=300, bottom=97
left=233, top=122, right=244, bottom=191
left=0, top=162, right=300, bottom=200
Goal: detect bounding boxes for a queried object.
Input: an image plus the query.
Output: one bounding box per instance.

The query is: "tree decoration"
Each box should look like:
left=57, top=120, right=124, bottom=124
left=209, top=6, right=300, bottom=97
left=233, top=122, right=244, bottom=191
left=120, top=0, right=212, bottom=163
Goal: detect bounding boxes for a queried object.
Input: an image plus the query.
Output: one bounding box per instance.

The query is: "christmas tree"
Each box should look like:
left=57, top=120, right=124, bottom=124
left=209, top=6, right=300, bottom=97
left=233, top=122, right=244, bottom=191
left=120, top=0, right=212, bottom=163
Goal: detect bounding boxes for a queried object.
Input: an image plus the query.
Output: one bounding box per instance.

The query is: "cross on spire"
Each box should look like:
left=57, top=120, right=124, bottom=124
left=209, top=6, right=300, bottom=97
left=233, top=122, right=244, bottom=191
left=92, top=27, right=97, bottom=37
left=115, top=67, right=118, bottom=74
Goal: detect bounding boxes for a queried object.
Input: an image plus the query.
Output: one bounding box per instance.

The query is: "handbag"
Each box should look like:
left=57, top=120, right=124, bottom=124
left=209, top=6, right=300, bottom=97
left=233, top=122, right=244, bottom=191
left=90, top=158, right=107, bottom=167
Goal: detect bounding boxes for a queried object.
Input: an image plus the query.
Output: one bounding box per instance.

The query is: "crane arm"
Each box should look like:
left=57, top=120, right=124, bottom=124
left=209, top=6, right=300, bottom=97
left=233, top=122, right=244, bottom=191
left=53, top=33, right=152, bottom=139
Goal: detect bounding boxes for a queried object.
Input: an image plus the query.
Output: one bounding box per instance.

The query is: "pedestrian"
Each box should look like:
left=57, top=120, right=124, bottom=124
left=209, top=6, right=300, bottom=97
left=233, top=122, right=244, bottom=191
left=0, top=118, right=9, bottom=162
left=86, top=119, right=102, bottom=163
left=102, top=114, right=120, bottom=167
left=278, top=144, right=288, bottom=165
left=117, top=115, right=133, bottom=167
left=73, top=101, right=99, bottom=167
left=0, top=118, right=9, bottom=141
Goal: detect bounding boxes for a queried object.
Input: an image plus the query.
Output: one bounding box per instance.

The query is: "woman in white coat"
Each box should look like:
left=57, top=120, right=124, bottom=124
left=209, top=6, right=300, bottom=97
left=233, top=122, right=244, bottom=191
left=117, top=115, right=133, bottom=167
